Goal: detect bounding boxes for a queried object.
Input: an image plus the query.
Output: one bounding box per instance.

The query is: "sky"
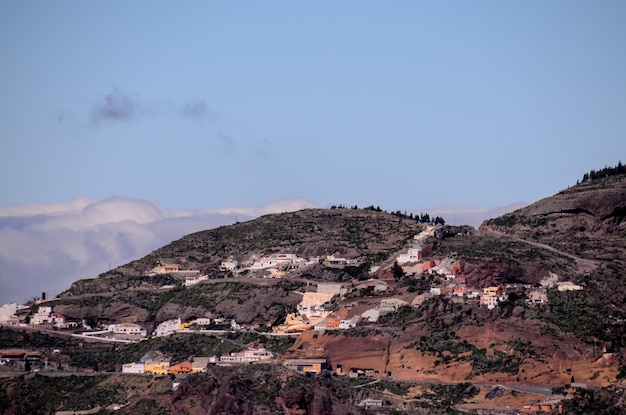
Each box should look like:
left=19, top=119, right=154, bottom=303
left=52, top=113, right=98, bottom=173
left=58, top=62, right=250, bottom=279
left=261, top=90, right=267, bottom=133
left=1, top=2, right=625, bottom=304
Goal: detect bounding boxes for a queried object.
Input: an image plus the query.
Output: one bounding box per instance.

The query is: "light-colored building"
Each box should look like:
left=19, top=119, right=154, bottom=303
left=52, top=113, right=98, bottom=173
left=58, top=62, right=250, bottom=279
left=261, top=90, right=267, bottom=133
left=122, top=362, right=145, bottom=374
left=480, top=295, right=500, bottom=310
left=184, top=274, right=208, bottom=287
left=397, top=245, right=422, bottom=264
left=339, top=315, right=360, bottom=329
left=323, top=254, right=348, bottom=268
left=155, top=264, right=180, bottom=274
left=250, top=254, right=302, bottom=270
left=430, top=287, right=442, bottom=296
left=154, top=318, right=182, bottom=337
left=483, top=286, right=501, bottom=297
left=283, top=358, right=327, bottom=374
left=212, top=348, right=275, bottom=364
left=30, top=306, right=54, bottom=325
left=361, top=309, right=380, bottom=322
left=191, top=357, right=211, bottom=373
left=108, top=323, right=147, bottom=337
left=557, top=281, right=583, bottom=291
left=194, top=318, right=211, bottom=326
left=219, top=259, right=238, bottom=271
left=144, top=361, right=170, bottom=374
left=358, top=399, right=383, bottom=408
left=317, top=283, right=346, bottom=296
left=380, top=298, right=408, bottom=313
left=297, top=292, right=335, bottom=318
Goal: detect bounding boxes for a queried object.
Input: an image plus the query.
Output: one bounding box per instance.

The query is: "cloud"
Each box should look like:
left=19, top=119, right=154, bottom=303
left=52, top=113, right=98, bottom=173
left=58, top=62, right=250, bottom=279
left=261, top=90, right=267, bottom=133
left=0, top=197, right=317, bottom=305
left=89, top=89, right=218, bottom=126
left=91, top=88, right=138, bottom=125
left=181, top=100, right=217, bottom=121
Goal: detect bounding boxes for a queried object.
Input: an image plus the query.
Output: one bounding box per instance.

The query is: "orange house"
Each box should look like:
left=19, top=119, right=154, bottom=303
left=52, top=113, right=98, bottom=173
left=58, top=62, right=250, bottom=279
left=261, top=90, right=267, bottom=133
left=453, top=287, right=467, bottom=297
left=326, top=318, right=341, bottom=329
left=168, top=361, right=192, bottom=374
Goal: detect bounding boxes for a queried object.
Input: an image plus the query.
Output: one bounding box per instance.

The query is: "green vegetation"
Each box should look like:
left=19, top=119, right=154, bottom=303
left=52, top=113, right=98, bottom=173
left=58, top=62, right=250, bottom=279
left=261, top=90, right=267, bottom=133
left=415, top=383, right=479, bottom=410
left=0, top=374, right=165, bottom=414
left=378, top=305, right=426, bottom=325
left=579, top=161, right=625, bottom=184
left=228, top=331, right=296, bottom=353
left=467, top=348, right=523, bottom=376
left=59, top=333, right=240, bottom=371
left=563, top=386, right=626, bottom=414
left=543, top=288, right=626, bottom=348
left=367, top=379, right=410, bottom=396
left=0, top=327, right=75, bottom=349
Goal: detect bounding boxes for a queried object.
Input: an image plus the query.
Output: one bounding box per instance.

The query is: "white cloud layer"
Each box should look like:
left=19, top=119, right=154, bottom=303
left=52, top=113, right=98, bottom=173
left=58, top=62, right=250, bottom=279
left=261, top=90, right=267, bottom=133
left=0, top=197, right=316, bottom=305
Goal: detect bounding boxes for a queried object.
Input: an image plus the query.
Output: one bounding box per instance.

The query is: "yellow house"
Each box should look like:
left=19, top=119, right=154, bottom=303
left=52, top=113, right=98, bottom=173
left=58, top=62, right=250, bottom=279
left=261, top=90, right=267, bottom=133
left=483, top=286, right=501, bottom=297
left=144, top=361, right=170, bottom=375
left=155, top=264, right=180, bottom=274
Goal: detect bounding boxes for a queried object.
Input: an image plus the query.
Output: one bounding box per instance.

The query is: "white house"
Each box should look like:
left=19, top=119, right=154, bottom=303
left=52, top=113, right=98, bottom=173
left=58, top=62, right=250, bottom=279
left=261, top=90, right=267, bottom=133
left=557, top=281, right=583, bottom=291
left=339, top=315, right=360, bottom=329
left=361, top=309, right=380, bottom=323
left=480, top=295, right=500, bottom=310
left=219, top=259, right=238, bottom=271
left=154, top=318, right=182, bottom=337
left=30, top=307, right=54, bottom=325
left=242, top=348, right=274, bottom=362
left=194, top=318, right=211, bottom=326
left=184, top=274, right=208, bottom=287
left=122, top=362, right=145, bottom=374
left=109, top=323, right=147, bottom=337
left=323, top=254, right=348, bottom=268
left=397, top=245, right=422, bottom=264
left=250, top=254, right=302, bottom=270
left=430, top=287, right=442, bottom=296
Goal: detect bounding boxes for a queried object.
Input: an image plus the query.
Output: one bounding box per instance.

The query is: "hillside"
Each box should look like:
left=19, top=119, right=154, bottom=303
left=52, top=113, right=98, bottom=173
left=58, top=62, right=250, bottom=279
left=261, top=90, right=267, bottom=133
left=52, top=209, right=423, bottom=327
left=5, top=173, right=626, bottom=414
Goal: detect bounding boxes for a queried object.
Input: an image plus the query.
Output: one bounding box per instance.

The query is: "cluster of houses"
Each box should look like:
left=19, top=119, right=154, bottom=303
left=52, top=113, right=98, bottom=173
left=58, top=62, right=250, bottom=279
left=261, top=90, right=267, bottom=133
left=270, top=233, right=588, bottom=334
left=121, top=348, right=275, bottom=374
left=122, top=355, right=211, bottom=375
left=218, top=252, right=362, bottom=278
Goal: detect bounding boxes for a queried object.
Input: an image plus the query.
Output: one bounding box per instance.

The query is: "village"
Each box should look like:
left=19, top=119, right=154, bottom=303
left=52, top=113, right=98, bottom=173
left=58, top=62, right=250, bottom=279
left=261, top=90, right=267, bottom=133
left=0, top=224, right=591, bottom=413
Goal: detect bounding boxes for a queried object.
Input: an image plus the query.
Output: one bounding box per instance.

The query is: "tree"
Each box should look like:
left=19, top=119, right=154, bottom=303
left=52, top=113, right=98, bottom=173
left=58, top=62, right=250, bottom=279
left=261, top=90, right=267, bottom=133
left=392, top=261, right=405, bottom=282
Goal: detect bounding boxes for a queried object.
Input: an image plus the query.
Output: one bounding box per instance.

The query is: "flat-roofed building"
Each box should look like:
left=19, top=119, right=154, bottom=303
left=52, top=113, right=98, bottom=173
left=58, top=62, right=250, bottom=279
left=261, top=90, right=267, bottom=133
left=283, top=358, right=328, bottom=374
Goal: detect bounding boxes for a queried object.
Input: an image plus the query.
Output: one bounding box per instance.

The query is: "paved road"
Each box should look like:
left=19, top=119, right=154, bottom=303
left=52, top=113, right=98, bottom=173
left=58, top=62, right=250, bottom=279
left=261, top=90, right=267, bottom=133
left=480, top=228, right=599, bottom=273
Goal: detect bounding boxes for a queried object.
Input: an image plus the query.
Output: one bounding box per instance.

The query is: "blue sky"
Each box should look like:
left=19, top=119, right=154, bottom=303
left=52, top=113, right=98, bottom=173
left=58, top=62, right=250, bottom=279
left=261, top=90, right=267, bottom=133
left=1, top=1, right=625, bottom=212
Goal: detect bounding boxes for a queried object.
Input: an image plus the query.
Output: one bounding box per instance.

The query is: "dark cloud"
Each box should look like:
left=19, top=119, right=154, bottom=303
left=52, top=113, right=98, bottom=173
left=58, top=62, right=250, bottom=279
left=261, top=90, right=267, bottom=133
left=181, top=100, right=210, bottom=119
left=90, top=90, right=217, bottom=126
left=91, top=88, right=137, bottom=125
